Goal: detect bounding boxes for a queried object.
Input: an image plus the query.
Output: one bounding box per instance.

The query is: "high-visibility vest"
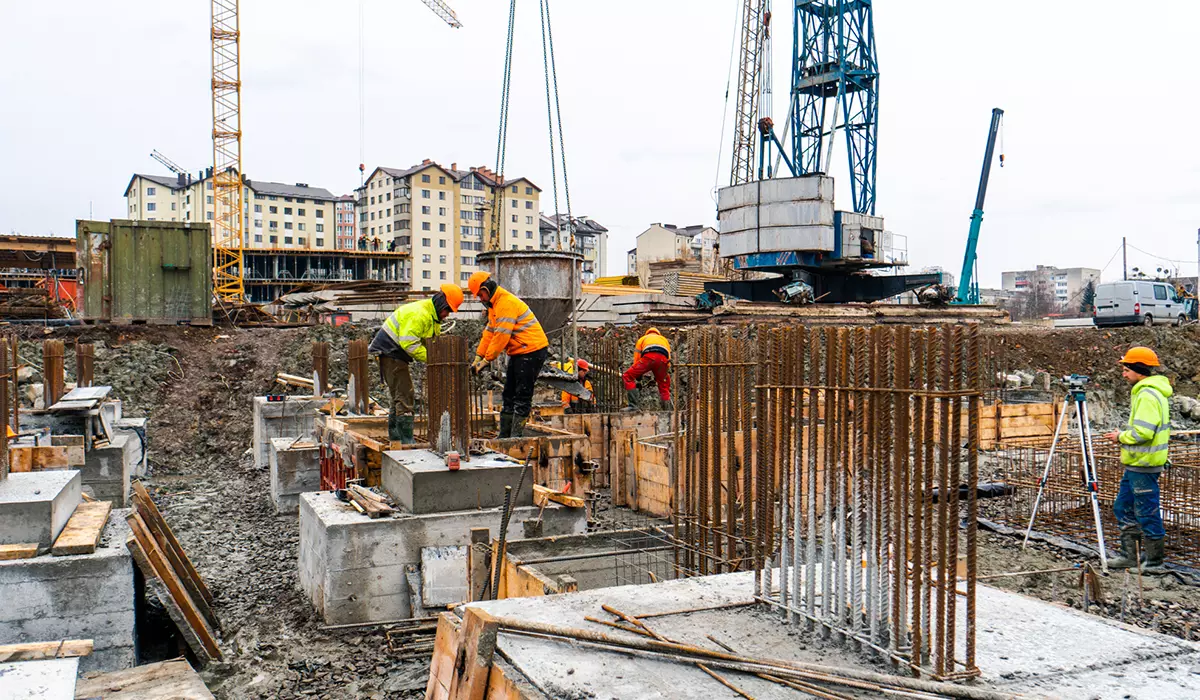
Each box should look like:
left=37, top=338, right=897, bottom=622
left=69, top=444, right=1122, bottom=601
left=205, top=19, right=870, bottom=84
left=476, top=287, right=549, bottom=361
left=1118, top=375, right=1172, bottom=472
left=634, top=331, right=671, bottom=363
left=382, top=298, right=439, bottom=363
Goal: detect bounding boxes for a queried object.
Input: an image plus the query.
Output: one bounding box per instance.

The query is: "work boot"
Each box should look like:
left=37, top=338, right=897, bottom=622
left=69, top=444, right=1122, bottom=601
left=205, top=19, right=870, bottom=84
left=621, top=390, right=638, bottom=412
left=498, top=413, right=514, bottom=439
left=1142, top=538, right=1168, bottom=574
left=1108, top=529, right=1143, bottom=569
left=397, top=415, right=414, bottom=444
left=387, top=413, right=403, bottom=443
left=660, top=398, right=674, bottom=412
left=511, top=415, right=529, bottom=438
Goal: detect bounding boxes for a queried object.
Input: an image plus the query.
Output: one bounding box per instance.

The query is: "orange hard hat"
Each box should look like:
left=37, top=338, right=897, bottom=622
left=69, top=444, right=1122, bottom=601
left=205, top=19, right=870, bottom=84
left=439, top=284, right=464, bottom=312
left=575, top=359, right=590, bottom=372
left=1119, top=346, right=1160, bottom=367
left=468, top=271, right=491, bottom=296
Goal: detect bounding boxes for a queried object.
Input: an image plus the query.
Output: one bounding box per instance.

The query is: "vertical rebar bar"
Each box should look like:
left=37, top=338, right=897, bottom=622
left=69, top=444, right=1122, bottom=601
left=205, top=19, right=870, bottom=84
left=75, top=343, right=94, bottom=388
left=43, top=339, right=64, bottom=407
left=312, top=341, right=330, bottom=396
left=348, top=339, right=369, bottom=415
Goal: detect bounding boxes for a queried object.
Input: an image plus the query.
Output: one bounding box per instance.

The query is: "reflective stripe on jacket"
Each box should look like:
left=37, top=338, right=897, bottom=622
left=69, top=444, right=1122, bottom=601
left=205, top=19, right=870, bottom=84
left=476, top=287, right=549, bottom=362
left=634, top=331, right=671, bottom=364
left=1119, top=374, right=1173, bottom=473
left=382, top=298, right=440, bottom=363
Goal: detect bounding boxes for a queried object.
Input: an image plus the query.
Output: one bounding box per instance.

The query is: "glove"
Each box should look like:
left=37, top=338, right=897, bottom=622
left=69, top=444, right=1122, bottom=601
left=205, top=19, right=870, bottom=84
left=471, top=357, right=489, bottom=375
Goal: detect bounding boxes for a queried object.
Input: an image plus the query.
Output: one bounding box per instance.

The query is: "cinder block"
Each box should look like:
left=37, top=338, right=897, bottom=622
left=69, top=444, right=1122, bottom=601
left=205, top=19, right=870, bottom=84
left=0, top=510, right=136, bottom=673
left=381, top=449, right=533, bottom=514
left=0, top=471, right=82, bottom=547
left=252, top=396, right=323, bottom=470
left=269, top=437, right=320, bottom=514
left=299, top=491, right=586, bottom=625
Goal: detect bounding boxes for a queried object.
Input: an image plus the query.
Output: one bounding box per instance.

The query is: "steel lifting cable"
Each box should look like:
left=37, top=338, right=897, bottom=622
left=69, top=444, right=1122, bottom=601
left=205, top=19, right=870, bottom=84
left=537, top=0, right=563, bottom=248
left=492, top=0, right=518, bottom=251
left=542, top=0, right=574, bottom=249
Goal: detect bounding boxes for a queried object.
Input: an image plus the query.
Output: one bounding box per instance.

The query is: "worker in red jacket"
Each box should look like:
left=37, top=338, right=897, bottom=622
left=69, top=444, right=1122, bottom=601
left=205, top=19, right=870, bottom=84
left=622, top=327, right=671, bottom=410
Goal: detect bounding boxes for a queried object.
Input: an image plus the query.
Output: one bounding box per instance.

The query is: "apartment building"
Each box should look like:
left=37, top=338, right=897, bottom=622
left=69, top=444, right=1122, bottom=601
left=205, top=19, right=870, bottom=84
left=124, top=174, right=190, bottom=221
left=357, top=160, right=541, bottom=291
left=1002, top=265, right=1100, bottom=307
left=540, top=214, right=609, bottom=283
left=335, top=195, right=356, bottom=250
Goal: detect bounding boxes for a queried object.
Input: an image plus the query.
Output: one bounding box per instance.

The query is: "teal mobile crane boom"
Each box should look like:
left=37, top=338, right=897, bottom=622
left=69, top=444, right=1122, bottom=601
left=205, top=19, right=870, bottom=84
left=955, top=108, right=1004, bottom=305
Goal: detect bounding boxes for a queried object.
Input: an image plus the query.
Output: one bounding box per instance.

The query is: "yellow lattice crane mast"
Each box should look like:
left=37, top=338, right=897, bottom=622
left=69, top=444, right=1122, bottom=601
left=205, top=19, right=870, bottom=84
left=211, top=0, right=244, bottom=303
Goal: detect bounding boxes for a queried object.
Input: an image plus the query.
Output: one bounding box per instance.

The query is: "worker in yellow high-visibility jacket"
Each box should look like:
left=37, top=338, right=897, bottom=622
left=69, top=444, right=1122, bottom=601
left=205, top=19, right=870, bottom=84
left=468, top=271, right=549, bottom=438
left=368, top=284, right=463, bottom=443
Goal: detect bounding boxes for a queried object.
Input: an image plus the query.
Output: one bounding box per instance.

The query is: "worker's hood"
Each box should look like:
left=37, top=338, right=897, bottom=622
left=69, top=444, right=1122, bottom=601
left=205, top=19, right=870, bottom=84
left=1134, top=374, right=1173, bottom=399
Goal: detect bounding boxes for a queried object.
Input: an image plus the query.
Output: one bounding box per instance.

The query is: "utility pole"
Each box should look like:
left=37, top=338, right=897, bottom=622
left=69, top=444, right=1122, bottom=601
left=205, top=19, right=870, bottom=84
left=1122, top=237, right=1127, bottom=281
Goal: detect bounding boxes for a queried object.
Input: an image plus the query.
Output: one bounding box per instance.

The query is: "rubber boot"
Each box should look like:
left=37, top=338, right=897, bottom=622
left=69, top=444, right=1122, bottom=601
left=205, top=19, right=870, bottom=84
left=397, top=415, right=414, bottom=444
left=660, top=398, right=674, bottom=412
left=621, top=390, right=638, bottom=412
left=511, top=414, right=529, bottom=439
left=1141, top=538, right=1168, bottom=574
left=1108, top=529, right=1143, bottom=569
left=387, top=413, right=403, bottom=442
left=498, top=413, right=514, bottom=439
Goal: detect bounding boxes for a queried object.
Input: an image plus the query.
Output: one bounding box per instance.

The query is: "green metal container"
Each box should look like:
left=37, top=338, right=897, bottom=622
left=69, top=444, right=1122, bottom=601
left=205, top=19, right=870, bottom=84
left=76, top=219, right=213, bottom=325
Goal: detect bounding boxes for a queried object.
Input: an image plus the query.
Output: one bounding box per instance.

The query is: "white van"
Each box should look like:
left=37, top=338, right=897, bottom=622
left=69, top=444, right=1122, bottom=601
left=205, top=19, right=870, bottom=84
left=1094, top=280, right=1186, bottom=327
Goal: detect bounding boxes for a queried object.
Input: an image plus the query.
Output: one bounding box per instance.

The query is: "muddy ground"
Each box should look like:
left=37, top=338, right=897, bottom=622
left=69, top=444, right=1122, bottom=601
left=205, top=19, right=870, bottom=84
left=15, top=321, right=1200, bottom=699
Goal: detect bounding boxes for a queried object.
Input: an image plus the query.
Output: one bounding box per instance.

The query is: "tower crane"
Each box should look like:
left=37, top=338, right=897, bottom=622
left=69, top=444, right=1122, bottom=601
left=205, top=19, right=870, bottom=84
left=206, top=0, right=461, bottom=306
left=149, top=150, right=188, bottom=177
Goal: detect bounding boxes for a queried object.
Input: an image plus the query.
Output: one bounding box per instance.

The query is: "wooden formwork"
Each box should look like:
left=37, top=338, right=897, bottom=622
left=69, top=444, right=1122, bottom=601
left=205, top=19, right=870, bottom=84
left=484, top=423, right=593, bottom=499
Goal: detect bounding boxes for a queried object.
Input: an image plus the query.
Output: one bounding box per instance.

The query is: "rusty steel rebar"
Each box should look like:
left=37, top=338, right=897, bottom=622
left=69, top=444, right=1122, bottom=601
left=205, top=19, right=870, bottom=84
left=42, top=339, right=65, bottom=407
left=312, top=342, right=330, bottom=396
left=347, top=339, right=370, bottom=414
left=75, top=343, right=94, bottom=388
left=425, top=335, right=471, bottom=456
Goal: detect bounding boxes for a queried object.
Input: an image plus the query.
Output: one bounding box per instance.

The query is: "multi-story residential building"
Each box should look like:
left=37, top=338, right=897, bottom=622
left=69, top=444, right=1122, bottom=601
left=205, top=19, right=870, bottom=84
left=125, top=170, right=406, bottom=302
left=357, top=160, right=541, bottom=291
left=539, top=215, right=609, bottom=283
left=626, top=248, right=637, bottom=275
left=335, top=195, right=356, bottom=250
left=1001, top=266, right=1100, bottom=308
left=634, top=223, right=720, bottom=273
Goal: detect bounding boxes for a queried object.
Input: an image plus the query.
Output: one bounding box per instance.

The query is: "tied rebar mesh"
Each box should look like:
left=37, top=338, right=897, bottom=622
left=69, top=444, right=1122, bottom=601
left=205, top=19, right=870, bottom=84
left=425, top=335, right=471, bottom=457
left=312, top=342, right=330, bottom=396
left=996, top=436, right=1200, bottom=568
left=747, top=325, right=982, bottom=680
left=75, top=343, right=94, bottom=388
left=347, top=339, right=370, bottom=415
left=43, top=340, right=65, bottom=407
left=581, top=332, right=625, bottom=414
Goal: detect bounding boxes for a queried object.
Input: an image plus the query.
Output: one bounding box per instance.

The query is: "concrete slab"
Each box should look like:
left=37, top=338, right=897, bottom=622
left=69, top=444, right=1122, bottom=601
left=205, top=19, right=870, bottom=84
left=81, top=434, right=135, bottom=506
left=0, top=658, right=79, bottom=699
left=0, top=511, right=137, bottom=672
left=298, top=491, right=586, bottom=625
left=421, top=545, right=467, bottom=608
left=252, top=396, right=323, bottom=471
left=464, top=570, right=1200, bottom=700
left=0, top=471, right=81, bottom=548
left=268, top=437, right=319, bottom=514
left=381, top=449, right=533, bottom=514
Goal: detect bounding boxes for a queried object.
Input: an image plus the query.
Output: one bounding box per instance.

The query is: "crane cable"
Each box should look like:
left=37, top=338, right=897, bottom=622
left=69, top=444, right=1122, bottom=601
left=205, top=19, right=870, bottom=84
left=541, top=0, right=573, bottom=250
left=537, top=0, right=564, bottom=249
left=491, top=0, right=518, bottom=251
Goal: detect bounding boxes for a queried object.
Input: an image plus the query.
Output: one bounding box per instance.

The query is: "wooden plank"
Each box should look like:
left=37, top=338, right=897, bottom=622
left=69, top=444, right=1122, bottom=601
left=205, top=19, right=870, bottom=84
left=426, top=612, right=464, bottom=700
left=532, top=484, right=585, bottom=509
left=126, top=534, right=215, bottom=666
left=52, top=500, right=112, bottom=555
left=9, top=445, right=86, bottom=472
left=0, top=639, right=92, bottom=662
left=131, top=481, right=214, bottom=606
left=125, top=515, right=222, bottom=663
left=449, top=607, right=500, bottom=700
left=0, top=543, right=39, bottom=560
left=74, top=658, right=214, bottom=700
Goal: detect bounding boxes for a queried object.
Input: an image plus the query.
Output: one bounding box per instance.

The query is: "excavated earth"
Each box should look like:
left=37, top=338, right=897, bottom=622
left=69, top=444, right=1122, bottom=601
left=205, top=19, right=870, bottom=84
left=12, top=320, right=1200, bottom=699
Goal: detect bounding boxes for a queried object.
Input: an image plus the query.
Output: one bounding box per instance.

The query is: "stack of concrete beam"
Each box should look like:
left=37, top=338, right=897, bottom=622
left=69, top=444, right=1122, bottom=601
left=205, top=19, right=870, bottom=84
left=717, top=175, right=836, bottom=257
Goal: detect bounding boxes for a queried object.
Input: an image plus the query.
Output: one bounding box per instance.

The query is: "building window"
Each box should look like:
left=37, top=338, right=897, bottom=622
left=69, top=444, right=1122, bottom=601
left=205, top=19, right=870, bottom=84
left=371, top=196, right=376, bottom=205
left=255, top=193, right=264, bottom=200
left=254, top=234, right=262, bottom=243
left=254, top=204, right=262, bottom=213
left=146, top=202, right=156, bottom=211
left=422, top=238, right=431, bottom=247
left=269, top=221, right=278, bottom=229
left=422, top=190, right=431, bottom=199
left=316, top=209, right=324, bottom=218
left=511, top=229, right=518, bottom=237
left=511, top=186, right=518, bottom=193
left=298, top=223, right=306, bottom=231
left=253, top=219, right=262, bottom=228
left=439, top=176, right=446, bottom=184
left=207, top=195, right=213, bottom=204
left=526, top=216, right=533, bottom=224
left=525, top=201, right=532, bottom=209
left=526, top=245, right=533, bottom=250
left=298, top=238, right=306, bottom=246
left=284, top=222, right=293, bottom=230
left=316, top=238, right=324, bottom=247
left=439, top=239, right=446, bottom=248
left=461, top=272, right=471, bottom=282
left=267, top=195, right=276, bottom=200
left=438, top=207, right=446, bottom=216
left=285, top=236, right=293, bottom=244
left=386, top=208, right=391, bottom=217
left=285, top=207, right=293, bottom=215
left=526, top=230, right=532, bottom=239
left=270, top=206, right=278, bottom=214
left=422, top=206, right=431, bottom=214
left=387, top=224, right=392, bottom=232
left=206, top=212, right=213, bottom=220
left=461, top=256, right=473, bottom=265
left=526, top=187, right=533, bottom=195
left=386, top=193, right=391, bottom=201
left=511, top=199, right=518, bottom=207
left=298, top=208, right=306, bottom=216
left=439, top=255, right=447, bottom=264
left=399, top=203, right=410, bottom=213
left=439, top=223, right=446, bottom=232
left=422, top=270, right=431, bottom=279
left=511, top=245, right=518, bottom=250
left=371, top=227, right=375, bottom=234
left=461, top=225, right=472, bottom=235
left=422, top=222, right=431, bottom=231
left=511, top=215, right=517, bottom=223
left=422, top=174, right=431, bottom=183
left=207, top=182, right=213, bottom=190
left=270, top=235, right=278, bottom=243
left=285, top=197, right=293, bottom=203
left=146, top=186, right=156, bottom=196
left=422, top=254, right=431, bottom=263
left=439, top=271, right=446, bottom=280
left=315, top=223, right=324, bottom=233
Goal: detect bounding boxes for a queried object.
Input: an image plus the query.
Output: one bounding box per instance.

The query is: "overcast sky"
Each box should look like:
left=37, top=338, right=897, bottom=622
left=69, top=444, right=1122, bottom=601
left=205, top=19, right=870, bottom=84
left=2, top=1, right=1198, bottom=287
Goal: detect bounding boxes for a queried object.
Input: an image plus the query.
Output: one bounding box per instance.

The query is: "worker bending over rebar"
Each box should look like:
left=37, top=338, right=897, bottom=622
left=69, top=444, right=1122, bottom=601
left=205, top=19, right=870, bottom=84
left=623, top=327, right=671, bottom=411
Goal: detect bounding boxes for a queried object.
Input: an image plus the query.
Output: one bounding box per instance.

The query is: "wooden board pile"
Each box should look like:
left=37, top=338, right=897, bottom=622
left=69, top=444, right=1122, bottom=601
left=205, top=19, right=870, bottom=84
left=661, top=271, right=726, bottom=297
left=580, top=283, right=662, bottom=297
left=0, top=287, right=67, bottom=319
left=125, top=481, right=222, bottom=665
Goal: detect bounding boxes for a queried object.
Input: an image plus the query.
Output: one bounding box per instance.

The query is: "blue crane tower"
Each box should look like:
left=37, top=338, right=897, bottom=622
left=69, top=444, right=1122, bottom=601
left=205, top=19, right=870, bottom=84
left=713, top=1, right=943, bottom=303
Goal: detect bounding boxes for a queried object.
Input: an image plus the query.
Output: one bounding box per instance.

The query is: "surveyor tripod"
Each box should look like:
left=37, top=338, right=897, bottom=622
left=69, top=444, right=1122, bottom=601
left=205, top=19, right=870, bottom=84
left=1022, top=375, right=1109, bottom=570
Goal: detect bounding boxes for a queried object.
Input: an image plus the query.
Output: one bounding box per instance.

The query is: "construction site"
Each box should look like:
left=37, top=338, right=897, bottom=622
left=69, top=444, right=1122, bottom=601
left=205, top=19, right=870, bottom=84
left=4, top=2, right=1200, bottom=700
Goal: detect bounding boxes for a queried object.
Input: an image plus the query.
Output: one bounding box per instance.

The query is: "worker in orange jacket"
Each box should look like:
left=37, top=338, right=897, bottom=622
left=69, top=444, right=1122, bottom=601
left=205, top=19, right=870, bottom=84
left=468, top=271, right=549, bottom=438
left=553, top=358, right=593, bottom=413
left=623, top=327, right=671, bottom=410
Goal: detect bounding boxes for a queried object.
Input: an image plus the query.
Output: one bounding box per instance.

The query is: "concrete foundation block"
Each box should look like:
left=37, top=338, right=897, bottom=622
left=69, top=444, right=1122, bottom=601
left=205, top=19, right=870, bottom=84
left=269, top=437, right=320, bottom=514
left=81, top=434, right=135, bottom=507
left=0, top=511, right=137, bottom=673
left=381, top=450, right=534, bottom=514
left=0, top=471, right=82, bottom=548
left=113, top=417, right=148, bottom=478
left=252, top=396, right=324, bottom=471
left=299, top=491, right=586, bottom=625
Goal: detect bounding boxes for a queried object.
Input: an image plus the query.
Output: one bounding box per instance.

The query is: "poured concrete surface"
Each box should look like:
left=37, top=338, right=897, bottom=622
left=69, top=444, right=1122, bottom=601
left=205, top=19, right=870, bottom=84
left=465, top=570, right=1200, bottom=699
left=381, top=449, right=534, bottom=514
left=0, top=657, right=79, bottom=699
left=81, top=434, right=135, bottom=506
left=268, top=437, right=319, bottom=514
left=299, top=491, right=586, bottom=625
left=0, top=511, right=137, bottom=673
left=0, top=470, right=81, bottom=547
left=252, top=396, right=323, bottom=471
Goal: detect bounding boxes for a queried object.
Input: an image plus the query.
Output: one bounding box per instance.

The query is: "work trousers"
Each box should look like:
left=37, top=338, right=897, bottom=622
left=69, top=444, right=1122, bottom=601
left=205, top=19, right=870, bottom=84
left=623, top=353, right=671, bottom=401
left=379, top=355, right=415, bottom=418
left=1113, top=470, right=1165, bottom=540
left=502, top=347, right=548, bottom=419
